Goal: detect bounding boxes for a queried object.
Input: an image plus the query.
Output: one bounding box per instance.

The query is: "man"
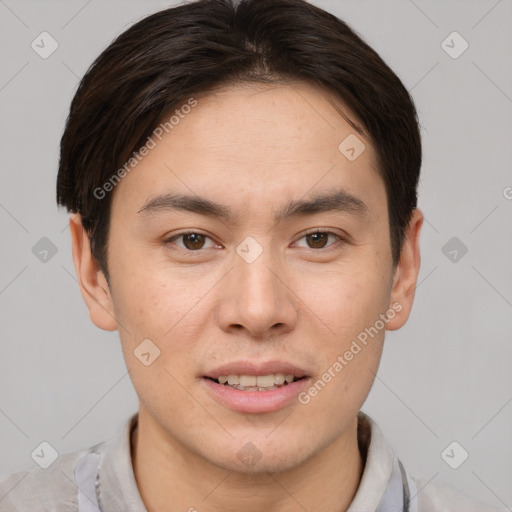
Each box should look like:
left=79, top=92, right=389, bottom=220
left=0, top=0, right=504, bottom=510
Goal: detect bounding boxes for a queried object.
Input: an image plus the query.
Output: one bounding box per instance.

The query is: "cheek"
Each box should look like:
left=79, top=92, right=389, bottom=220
left=108, top=239, right=189, bottom=334
left=298, top=278, right=386, bottom=425
left=110, top=274, right=169, bottom=336
left=294, top=257, right=390, bottom=406
left=299, top=260, right=391, bottom=340
left=109, top=257, right=216, bottom=382
left=113, top=272, right=199, bottom=416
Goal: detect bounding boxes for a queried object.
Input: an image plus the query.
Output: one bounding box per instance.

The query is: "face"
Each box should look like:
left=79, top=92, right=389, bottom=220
left=72, top=81, right=421, bottom=474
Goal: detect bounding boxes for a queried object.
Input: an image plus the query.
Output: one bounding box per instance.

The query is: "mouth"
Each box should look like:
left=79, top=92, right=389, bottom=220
left=201, top=361, right=311, bottom=412
left=204, top=373, right=307, bottom=392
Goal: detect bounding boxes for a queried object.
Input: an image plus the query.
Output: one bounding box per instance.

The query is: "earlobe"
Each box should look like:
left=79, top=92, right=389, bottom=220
left=386, top=208, right=423, bottom=331
left=69, top=214, right=118, bottom=331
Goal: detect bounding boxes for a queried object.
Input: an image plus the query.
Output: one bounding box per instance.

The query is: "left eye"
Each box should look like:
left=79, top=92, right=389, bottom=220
left=294, top=231, right=341, bottom=249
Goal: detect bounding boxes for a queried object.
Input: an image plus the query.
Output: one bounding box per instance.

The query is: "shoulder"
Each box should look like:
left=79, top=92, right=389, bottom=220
left=0, top=449, right=88, bottom=512
left=414, top=475, right=507, bottom=512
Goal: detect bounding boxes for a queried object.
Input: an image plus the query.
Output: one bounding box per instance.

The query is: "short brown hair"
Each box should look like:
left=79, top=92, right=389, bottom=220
left=57, top=0, right=421, bottom=285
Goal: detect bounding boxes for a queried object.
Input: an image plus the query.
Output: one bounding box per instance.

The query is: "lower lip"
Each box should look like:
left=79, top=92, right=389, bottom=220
left=201, top=377, right=310, bottom=414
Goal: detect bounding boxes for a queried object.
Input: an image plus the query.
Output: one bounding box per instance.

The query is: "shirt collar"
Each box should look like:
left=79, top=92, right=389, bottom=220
left=95, top=413, right=146, bottom=512
left=93, top=411, right=403, bottom=512
left=347, top=411, right=396, bottom=511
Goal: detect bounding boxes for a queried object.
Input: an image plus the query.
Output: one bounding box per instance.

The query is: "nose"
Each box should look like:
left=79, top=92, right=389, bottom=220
left=216, top=246, right=298, bottom=340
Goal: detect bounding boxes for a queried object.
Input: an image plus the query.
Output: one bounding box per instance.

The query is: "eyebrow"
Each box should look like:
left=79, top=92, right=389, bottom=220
left=137, top=188, right=370, bottom=224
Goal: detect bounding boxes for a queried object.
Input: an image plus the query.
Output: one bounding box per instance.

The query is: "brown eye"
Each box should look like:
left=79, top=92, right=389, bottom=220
left=181, top=233, right=206, bottom=250
left=295, top=231, right=342, bottom=250
left=165, top=231, right=217, bottom=251
left=305, top=232, right=329, bottom=249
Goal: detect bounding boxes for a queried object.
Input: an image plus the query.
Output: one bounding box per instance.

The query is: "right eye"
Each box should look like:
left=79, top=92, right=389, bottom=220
left=164, top=231, right=220, bottom=252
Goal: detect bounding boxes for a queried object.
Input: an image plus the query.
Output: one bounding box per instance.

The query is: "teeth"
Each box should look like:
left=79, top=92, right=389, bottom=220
left=256, top=375, right=275, bottom=387
left=217, top=373, right=297, bottom=388
left=239, top=375, right=257, bottom=387
left=274, top=374, right=286, bottom=385
left=227, top=375, right=239, bottom=385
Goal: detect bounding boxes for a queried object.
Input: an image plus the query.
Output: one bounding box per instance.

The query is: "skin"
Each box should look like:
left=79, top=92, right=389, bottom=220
left=69, top=81, right=423, bottom=512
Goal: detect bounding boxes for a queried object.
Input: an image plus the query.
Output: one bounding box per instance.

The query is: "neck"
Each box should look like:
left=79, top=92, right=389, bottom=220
left=131, top=410, right=364, bottom=512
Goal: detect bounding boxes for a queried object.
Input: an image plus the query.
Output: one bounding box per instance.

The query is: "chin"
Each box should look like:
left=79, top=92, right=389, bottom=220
left=200, top=434, right=313, bottom=475
left=215, top=451, right=308, bottom=475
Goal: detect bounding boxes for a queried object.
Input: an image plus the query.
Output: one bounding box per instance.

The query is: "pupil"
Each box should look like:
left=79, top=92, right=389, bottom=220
left=308, top=233, right=327, bottom=248
left=184, top=233, right=204, bottom=250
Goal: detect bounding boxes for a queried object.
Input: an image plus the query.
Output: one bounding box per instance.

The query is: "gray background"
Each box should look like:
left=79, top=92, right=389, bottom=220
left=0, top=0, right=511, bottom=509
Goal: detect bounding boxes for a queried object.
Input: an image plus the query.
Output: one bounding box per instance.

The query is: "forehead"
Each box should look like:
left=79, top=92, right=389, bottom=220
left=110, top=81, right=385, bottom=220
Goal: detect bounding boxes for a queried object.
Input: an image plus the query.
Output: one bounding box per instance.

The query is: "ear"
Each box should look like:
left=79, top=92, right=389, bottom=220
left=69, top=213, right=118, bottom=331
left=386, top=208, right=423, bottom=331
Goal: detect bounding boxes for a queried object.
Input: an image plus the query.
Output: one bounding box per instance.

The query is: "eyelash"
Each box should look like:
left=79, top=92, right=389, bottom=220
left=163, top=228, right=346, bottom=253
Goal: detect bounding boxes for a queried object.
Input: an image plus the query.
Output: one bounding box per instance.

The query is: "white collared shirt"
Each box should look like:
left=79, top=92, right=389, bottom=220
left=0, top=412, right=504, bottom=511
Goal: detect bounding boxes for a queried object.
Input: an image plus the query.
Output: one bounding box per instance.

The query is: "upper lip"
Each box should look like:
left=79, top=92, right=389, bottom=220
left=203, top=360, right=310, bottom=380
